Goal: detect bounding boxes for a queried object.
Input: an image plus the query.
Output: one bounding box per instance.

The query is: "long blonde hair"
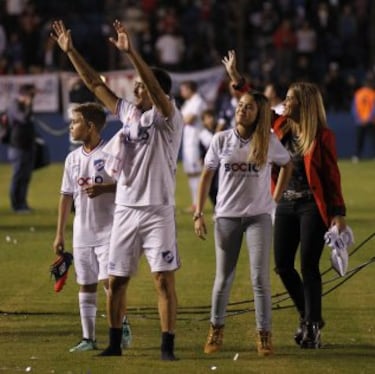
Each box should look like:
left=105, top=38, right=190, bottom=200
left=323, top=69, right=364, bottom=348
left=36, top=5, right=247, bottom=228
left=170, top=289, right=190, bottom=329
left=246, top=91, right=272, bottom=167
left=287, top=82, right=328, bottom=155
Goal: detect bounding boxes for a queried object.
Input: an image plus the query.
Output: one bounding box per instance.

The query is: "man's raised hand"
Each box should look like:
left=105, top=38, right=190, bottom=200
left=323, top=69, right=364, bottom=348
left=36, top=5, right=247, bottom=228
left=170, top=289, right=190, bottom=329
left=109, top=20, right=132, bottom=53
left=50, top=20, right=73, bottom=53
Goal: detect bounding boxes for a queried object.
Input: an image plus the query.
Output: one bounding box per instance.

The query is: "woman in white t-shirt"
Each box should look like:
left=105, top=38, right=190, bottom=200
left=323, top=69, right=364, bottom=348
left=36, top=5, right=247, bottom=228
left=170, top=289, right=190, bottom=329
left=194, top=90, right=292, bottom=356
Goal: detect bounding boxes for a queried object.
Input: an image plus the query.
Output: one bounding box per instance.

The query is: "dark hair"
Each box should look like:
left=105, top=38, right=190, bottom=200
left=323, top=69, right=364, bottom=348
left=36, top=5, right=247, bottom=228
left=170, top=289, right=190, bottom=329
left=181, top=80, right=198, bottom=92
left=19, top=83, right=36, bottom=95
left=201, top=108, right=215, bottom=119
left=264, top=82, right=285, bottom=99
left=151, top=67, right=172, bottom=95
left=72, top=102, right=107, bottom=132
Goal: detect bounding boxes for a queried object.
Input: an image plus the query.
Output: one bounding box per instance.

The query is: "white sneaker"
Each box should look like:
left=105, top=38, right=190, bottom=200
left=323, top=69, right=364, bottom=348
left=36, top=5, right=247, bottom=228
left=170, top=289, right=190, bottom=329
left=121, top=317, right=132, bottom=348
left=69, top=339, right=97, bottom=352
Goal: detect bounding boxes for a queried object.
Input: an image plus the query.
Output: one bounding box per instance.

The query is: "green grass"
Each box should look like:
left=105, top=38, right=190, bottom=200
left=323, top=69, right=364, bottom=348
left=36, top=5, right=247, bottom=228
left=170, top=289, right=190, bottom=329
left=0, top=160, right=375, bottom=373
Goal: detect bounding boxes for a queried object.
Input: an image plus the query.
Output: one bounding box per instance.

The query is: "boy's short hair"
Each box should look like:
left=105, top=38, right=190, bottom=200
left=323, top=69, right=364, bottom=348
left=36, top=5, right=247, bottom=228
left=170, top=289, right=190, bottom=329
left=201, top=108, right=215, bottom=120
left=72, top=102, right=107, bottom=132
left=180, top=80, right=198, bottom=92
left=151, top=67, right=172, bottom=95
left=19, top=83, right=36, bottom=96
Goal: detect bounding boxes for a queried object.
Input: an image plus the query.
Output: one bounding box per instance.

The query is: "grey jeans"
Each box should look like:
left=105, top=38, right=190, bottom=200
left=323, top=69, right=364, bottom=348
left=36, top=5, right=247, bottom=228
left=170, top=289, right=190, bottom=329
left=211, top=214, right=272, bottom=331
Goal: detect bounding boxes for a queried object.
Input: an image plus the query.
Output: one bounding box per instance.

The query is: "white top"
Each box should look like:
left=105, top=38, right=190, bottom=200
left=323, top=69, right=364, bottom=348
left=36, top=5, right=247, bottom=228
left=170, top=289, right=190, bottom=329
left=181, top=92, right=208, bottom=166
left=199, top=128, right=214, bottom=151
left=205, top=129, right=290, bottom=217
left=115, top=98, right=184, bottom=206
left=61, top=140, right=116, bottom=247
left=155, top=34, right=185, bottom=65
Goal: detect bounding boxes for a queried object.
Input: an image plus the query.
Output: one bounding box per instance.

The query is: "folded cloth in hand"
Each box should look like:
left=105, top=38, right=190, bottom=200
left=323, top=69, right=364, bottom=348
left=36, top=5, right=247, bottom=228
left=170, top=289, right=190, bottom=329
left=102, top=129, right=125, bottom=181
left=324, top=225, right=354, bottom=276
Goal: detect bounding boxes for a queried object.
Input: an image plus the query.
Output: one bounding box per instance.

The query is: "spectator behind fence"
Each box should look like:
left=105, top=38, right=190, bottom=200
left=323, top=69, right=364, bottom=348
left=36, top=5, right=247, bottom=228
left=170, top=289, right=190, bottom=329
left=351, top=75, right=375, bottom=162
left=6, top=83, right=36, bottom=213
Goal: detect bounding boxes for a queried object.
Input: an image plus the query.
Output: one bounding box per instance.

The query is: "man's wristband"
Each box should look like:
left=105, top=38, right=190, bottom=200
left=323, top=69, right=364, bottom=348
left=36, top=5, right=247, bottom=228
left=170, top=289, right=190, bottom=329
left=193, top=212, right=204, bottom=221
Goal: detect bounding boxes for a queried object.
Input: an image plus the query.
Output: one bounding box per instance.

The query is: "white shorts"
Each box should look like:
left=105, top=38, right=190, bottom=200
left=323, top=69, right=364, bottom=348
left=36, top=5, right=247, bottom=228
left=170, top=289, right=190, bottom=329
left=108, top=205, right=181, bottom=277
left=73, top=244, right=109, bottom=285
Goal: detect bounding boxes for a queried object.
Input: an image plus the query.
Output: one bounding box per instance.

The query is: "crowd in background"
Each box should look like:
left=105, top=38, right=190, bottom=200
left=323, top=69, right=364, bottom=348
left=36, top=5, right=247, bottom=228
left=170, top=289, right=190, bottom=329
left=0, top=0, right=374, bottom=112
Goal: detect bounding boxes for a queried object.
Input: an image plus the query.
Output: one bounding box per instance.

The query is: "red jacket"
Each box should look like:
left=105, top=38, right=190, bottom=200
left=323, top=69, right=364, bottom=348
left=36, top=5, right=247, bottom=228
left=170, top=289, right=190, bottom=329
left=272, top=116, right=346, bottom=227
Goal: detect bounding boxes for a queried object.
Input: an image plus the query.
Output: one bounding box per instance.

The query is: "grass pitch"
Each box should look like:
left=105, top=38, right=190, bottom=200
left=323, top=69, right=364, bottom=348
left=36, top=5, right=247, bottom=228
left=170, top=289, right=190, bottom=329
left=0, top=160, right=374, bottom=373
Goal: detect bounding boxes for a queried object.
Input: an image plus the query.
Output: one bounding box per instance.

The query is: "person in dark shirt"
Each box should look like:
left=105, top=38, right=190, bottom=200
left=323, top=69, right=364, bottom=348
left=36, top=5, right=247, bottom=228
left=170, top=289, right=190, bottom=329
left=7, top=83, right=36, bottom=213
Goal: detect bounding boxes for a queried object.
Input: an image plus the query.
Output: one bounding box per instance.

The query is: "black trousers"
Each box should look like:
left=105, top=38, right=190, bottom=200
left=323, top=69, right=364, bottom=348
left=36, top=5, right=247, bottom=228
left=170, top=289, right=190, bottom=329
left=355, top=123, right=375, bottom=158
left=274, top=198, right=327, bottom=323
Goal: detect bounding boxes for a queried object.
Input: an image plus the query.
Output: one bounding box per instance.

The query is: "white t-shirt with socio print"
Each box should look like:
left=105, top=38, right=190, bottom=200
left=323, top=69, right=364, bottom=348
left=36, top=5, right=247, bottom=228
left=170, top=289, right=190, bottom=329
left=61, top=140, right=116, bottom=247
left=115, top=98, right=184, bottom=206
left=205, top=129, right=290, bottom=217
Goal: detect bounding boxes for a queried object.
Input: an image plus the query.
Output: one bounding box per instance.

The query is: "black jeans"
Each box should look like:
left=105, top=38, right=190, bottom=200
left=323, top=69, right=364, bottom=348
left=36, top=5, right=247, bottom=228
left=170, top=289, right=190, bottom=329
left=274, top=198, right=327, bottom=323
left=7, top=145, right=34, bottom=211
left=355, top=124, right=375, bottom=158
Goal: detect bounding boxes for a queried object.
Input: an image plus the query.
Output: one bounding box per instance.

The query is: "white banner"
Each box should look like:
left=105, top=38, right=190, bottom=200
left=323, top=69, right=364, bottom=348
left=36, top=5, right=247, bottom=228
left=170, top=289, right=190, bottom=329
left=0, top=73, right=59, bottom=112
left=60, top=66, right=226, bottom=120
left=60, top=70, right=137, bottom=121
left=0, top=66, right=226, bottom=117
left=170, top=66, right=226, bottom=106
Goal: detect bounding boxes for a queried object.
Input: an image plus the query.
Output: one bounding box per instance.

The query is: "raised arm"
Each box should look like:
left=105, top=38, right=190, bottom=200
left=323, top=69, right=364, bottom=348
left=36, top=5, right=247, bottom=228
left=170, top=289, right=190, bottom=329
left=109, top=20, right=172, bottom=118
left=51, top=20, right=119, bottom=114
left=221, top=50, right=243, bottom=86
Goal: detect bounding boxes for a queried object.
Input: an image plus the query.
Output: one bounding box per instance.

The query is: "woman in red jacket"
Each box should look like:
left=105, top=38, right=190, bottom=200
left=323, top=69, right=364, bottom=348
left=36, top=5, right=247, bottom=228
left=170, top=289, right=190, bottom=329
left=222, top=50, right=347, bottom=349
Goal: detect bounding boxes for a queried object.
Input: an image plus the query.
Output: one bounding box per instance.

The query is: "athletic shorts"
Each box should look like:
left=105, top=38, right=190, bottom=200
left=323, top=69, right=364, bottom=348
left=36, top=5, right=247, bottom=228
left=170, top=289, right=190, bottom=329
left=108, top=205, right=181, bottom=277
left=73, top=244, right=109, bottom=285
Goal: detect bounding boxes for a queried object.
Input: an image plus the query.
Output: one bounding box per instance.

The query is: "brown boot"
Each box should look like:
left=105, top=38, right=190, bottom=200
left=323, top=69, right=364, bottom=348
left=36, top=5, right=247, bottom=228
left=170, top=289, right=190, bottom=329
left=256, top=330, right=274, bottom=356
left=204, top=324, right=224, bottom=354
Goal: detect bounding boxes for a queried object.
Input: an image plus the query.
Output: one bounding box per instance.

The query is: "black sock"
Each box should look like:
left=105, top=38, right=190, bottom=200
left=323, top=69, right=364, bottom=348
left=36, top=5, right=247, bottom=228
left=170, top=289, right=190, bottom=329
left=161, top=332, right=178, bottom=360
left=109, top=327, right=122, bottom=348
left=98, top=328, right=122, bottom=356
left=161, top=332, right=174, bottom=351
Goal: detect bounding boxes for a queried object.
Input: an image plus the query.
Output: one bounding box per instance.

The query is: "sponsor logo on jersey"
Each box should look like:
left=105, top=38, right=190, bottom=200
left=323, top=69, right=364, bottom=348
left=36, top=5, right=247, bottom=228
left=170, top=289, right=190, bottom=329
left=77, top=175, right=104, bottom=186
left=94, top=159, right=105, bottom=171
left=224, top=162, right=260, bottom=173
left=162, top=250, right=174, bottom=264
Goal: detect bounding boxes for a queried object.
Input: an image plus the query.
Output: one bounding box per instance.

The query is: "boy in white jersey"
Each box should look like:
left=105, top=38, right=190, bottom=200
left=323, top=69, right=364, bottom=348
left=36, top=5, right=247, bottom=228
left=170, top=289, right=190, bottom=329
left=51, top=19, right=183, bottom=359
left=194, top=91, right=292, bottom=356
left=53, top=103, right=131, bottom=352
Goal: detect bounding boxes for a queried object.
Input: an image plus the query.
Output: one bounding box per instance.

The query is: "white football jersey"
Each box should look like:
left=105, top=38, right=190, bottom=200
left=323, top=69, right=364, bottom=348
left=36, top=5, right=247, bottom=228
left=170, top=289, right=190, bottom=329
left=181, top=93, right=208, bottom=172
left=61, top=140, right=116, bottom=247
left=205, top=129, right=290, bottom=217
left=115, top=98, right=183, bottom=206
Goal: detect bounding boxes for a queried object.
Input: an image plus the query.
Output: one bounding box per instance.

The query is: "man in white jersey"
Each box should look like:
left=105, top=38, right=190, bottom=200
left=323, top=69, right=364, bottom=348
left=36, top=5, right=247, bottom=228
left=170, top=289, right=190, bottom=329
left=53, top=103, right=131, bottom=352
left=180, top=80, right=208, bottom=212
left=51, top=19, right=183, bottom=360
